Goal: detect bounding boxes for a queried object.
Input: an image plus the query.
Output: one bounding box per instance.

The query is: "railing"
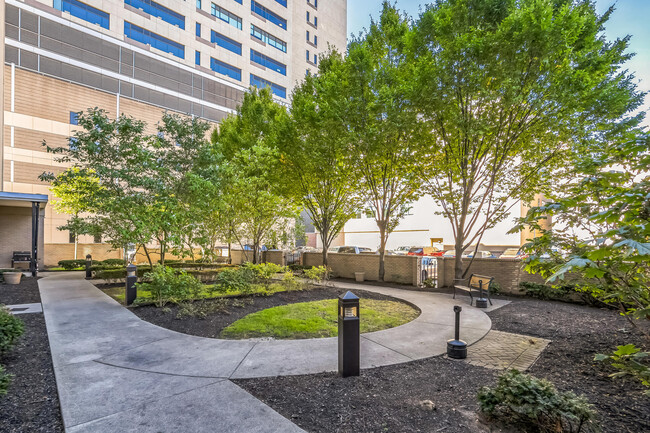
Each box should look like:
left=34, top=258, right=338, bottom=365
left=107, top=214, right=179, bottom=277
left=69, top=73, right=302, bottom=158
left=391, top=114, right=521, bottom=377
left=419, top=257, right=438, bottom=288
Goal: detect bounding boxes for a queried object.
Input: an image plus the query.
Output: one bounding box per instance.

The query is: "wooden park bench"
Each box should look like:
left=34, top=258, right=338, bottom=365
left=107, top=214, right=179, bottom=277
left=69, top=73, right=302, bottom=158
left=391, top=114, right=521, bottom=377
left=453, top=274, right=494, bottom=307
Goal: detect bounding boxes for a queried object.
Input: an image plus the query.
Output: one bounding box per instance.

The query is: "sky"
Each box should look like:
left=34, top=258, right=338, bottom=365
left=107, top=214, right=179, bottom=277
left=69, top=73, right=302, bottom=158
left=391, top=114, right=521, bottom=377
left=346, top=0, right=650, bottom=123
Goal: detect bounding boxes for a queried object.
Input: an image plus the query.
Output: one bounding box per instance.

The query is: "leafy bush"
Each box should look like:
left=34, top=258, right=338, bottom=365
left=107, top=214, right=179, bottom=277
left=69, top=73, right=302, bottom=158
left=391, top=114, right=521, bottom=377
left=489, top=280, right=502, bottom=295
left=215, top=267, right=256, bottom=294
left=520, top=281, right=571, bottom=300
left=478, top=370, right=598, bottom=432
left=99, top=258, right=125, bottom=266
left=94, top=266, right=152, bottom=281
left=595, top=344, right=650, bottom=396
left=288, top=264, right=310, bottom=272
left=243, top=263, right=288, bottom=285
left=0, top=364, right=12, bottom=397
left=303, top=266, right=329, bottom=283
left=0, top=306, right=24, bottom=353
left=57, top=259, right=86, bottom=270
left=136, top=266, right=203, bottom=308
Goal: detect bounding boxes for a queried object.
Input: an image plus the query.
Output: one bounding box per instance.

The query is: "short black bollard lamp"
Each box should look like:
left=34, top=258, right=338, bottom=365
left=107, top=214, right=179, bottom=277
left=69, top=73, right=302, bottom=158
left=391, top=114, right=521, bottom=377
left=125, top=264, right=137, bottom=306
left=338, top=291, right=360, bottom=377
left=475, top=280, right=489, bottom=308
left=85, top=254, right=92, bottom=280
left=447, top=305, right=468, bottom=359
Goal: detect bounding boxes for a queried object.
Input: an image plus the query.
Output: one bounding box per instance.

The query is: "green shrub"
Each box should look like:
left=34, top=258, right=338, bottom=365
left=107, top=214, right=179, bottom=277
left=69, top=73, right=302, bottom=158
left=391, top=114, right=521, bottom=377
left=595, top=344, right=650, bottom=396
left=243, top=263, right=288, bottom=285
left=288, top=264, right=309, bottom=272
left=280, top=271, right=305, bottom=292
left=215, top=267, right=256, bottom=294
left=0, top=306, right=24, bottom=353
left=136, top=266, right=203, bottom=308
left=0, top=364, right=12, bottom=397
left=478, top=370, right=598, bottom=432
left=57, top=259, right=86, bottom=270
left=303, top=266, right=329, bottom=283
left=489, top=280, right=502, bottom=295
left=99, top=258, right=125, bottom=266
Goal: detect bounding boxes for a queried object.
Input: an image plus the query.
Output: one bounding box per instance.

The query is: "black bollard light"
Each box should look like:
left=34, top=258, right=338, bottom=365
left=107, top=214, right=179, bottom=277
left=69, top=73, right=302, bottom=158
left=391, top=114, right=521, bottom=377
left=85, top=254, right=93, bottom=279
left=125, top=264, right=137, bottom=306
left=475, top=280, right=489, bottom=308
left=447, top=305, right=468, bottom=359
left=338, top=291, right=360, bottom=377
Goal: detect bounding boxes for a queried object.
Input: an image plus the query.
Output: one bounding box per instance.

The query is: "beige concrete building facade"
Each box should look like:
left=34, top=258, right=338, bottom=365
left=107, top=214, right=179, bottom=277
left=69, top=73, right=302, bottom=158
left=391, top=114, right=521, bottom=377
left=0, top=0, right=347, bottom=266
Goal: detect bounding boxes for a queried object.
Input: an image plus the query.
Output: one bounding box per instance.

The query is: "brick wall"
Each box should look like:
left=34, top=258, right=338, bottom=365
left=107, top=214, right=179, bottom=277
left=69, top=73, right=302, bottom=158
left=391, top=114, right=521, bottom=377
left=264, top=250, right=285, bottom=266
left=0, top=205, right=45, bottom=268
left=44, top=243, right=123, bottom=266
left=436, top=257, right=545, bottom=294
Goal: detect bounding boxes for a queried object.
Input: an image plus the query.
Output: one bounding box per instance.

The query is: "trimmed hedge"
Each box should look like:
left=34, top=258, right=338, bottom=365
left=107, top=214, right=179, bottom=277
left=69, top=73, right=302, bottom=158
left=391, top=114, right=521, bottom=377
left=57, top=259, right=86, bottom=270
left=0, top=306, right=24, bottom=353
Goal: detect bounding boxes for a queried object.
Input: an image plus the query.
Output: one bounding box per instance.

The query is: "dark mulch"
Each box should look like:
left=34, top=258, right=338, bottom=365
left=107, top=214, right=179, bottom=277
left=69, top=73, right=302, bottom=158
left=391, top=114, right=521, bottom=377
left=127, top=286, right=411, bottom=339
left=234, top=296, right=650, bottom=433
left=0, top=278, right=64, bottom=433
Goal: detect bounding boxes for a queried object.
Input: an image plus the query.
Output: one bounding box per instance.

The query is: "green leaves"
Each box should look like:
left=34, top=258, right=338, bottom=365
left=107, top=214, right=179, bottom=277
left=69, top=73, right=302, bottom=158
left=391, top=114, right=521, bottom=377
left=595, top=344, right=650, bottom=396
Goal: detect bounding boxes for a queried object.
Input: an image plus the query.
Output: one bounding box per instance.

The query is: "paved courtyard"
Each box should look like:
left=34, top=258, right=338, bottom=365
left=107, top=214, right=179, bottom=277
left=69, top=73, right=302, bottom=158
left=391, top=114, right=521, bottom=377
left=38, top=272, right=514, bottom=432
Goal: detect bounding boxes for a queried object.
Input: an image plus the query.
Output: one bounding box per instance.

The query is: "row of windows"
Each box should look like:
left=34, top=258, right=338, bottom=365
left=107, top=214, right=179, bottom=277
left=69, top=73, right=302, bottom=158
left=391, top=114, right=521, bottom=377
left=54, top=0, right=110, bottom=30
left=250, top=49, right=286, bottom=76
left=306, top=30, right=318, bottom=47
left=250, top=74, right=286, bottom=99
left=251, top=1, right=287, bottom=30
left=124, top=21, right=184, bottom=59
left=211, top=30, right=242, bottom=55
left=251, top=25, right=287, bottom=53
left=125, top=0, right=185, bottom=29
left=211, top=3, right=242, bottom=30
left=306, top=10, right=318, bottom=28
left=306, top=50, right=317, bottom=65
left=210, top=57, right=242, bottom=81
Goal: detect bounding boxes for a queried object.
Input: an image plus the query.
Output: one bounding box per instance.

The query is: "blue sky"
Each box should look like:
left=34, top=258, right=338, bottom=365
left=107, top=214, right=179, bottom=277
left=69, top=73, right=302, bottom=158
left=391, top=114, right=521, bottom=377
left=346, top=0, right=650, bottom=123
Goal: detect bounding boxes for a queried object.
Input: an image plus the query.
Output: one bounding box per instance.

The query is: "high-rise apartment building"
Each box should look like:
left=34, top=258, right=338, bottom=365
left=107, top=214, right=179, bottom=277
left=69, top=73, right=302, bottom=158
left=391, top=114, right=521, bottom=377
left=0, top=0, right=347, bottom=267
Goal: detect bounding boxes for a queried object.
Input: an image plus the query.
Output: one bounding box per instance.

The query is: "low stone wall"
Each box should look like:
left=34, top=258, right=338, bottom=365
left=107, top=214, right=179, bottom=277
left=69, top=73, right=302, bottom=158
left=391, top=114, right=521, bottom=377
left=436, top=257, right=545, bottom=295
left=302, top=252, right=420, bottom=286
left=264, top=250, right=285, bottom=266
left=44, top=243, right=122, bottom=267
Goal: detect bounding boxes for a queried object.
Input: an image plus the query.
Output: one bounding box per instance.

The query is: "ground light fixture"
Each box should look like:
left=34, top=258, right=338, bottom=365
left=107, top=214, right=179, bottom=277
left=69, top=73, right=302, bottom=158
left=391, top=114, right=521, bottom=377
left=85, top=254, right=92, bottom=279
left=338, top=291, right=360, bottom=377
left=126, top=264, right=137, bottom=305
left=447, top=305, right=467, bottom=359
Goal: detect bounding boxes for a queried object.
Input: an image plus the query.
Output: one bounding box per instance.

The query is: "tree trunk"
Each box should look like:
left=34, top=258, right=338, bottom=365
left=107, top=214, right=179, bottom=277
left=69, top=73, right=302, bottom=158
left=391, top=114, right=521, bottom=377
left=454, top=235, right=464, bottom=281
left=74, top=236, right=78, bottom=260
left=227, top=242, right=232, bottom=264
left=142, top=244, right=153, bottom=267
left=320, top=227, right=329, bottom=267
left=378, top=224, right=387, bottom=282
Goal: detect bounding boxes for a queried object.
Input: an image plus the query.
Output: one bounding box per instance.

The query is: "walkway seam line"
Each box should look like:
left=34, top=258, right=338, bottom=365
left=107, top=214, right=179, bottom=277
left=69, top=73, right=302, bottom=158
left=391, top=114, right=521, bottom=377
left=360, top=335, right=414, bottom=360
left=228, top=342, right=259, bottom=379
left=92, top=359, right=231, bottom=379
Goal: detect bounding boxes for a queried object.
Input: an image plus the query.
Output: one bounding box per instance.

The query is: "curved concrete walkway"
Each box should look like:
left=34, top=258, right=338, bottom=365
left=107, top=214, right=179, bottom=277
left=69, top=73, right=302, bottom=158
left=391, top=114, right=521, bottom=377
left=39, top=272, right=507, bottom=432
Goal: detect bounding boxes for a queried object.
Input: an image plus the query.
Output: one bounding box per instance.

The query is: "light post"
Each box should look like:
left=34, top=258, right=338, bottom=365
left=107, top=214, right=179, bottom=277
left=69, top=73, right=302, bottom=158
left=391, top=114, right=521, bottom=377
left=338, top=291, right=360, bottom=377
left=125, top=264, right=137, bottom=305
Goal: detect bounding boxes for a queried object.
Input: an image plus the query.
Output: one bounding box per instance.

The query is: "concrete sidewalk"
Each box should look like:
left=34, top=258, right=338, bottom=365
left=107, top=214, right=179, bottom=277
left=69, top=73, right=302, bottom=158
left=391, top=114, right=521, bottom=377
left=39, top=272, right=504, bottom=432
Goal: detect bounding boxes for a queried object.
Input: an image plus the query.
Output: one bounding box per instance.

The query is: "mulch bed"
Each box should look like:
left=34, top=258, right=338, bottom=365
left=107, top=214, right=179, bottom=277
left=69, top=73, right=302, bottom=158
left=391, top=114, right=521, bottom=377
left=0, top=278, right=64, bottom=433
left=126, top=286, right=412, bottom=339
left=234, top=296, right=650, bottom=433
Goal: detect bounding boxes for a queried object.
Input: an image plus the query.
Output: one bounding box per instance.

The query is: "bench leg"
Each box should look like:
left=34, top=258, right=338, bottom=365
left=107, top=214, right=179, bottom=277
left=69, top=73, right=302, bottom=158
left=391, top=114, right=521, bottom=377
left=469, top=290, right=473, bottom=306
left=453, top=285, right=456, bottom=299
left=488, top=291, right=493, bottom=306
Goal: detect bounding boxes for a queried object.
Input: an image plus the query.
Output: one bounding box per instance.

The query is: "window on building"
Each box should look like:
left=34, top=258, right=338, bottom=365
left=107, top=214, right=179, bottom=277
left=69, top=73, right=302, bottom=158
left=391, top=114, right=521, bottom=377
left=211, top=30, right=242, bottom=55
left=233, top=0, right=243, bottom=4
left=306, top=11, right=310, bottom=22
left=124, top=22, right=185, bottom=58
left=69, top=111, right=79, bottom=125
left=306, top=49, right=310, bottom=61
left=314, top=35, right=317, bottom=46
left=93, top=233, right=102, bottom=243
left=251, top=1, right=287, bottom=30
left=250, top=74, right=286, bottom=98
left=251, top=25, right=287, bottom=53
left=69, top=137, right=79, bottom=150
left=195, top=22, right=201, bottom=37
left=124, top=0, right=185, bottom=29
left=314, top=16, right=317, bottom=27
left=211, top=3, right=242, bottom=29
left=69, top=232, right=76, bottom=244
left=210, top=57, right=242, bottom=81
left=250, top=49, right=286, bottom=75
left=195, top=50, right=200, bottom=65
left=275, top=0, right=287, bottom=7
left=54, top=0, right=110, bottom=29
left=306, top=30, right=309, bottom=41
left=314, top=54, right=317, bottom=64
left=196, top=0, right=201, bottom=9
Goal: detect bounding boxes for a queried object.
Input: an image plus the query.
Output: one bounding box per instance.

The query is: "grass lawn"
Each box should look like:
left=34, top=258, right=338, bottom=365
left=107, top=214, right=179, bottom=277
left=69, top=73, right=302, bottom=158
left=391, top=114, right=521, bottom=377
left=221, top=299, right=419, bottom=339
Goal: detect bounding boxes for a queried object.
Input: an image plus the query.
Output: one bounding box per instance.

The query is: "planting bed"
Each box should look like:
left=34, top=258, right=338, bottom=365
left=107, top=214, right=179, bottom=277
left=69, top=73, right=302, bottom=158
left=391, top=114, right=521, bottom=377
left=235, top=297, right=650, bottom=433
left=0, top=277, right=64, bottom=433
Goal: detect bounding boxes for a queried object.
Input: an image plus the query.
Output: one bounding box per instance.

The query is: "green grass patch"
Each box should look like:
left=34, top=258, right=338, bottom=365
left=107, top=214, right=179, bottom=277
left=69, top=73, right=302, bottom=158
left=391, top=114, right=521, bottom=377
left=221, top=299, right=419, bottom=339
left=47, top=267, right=84, bottom=271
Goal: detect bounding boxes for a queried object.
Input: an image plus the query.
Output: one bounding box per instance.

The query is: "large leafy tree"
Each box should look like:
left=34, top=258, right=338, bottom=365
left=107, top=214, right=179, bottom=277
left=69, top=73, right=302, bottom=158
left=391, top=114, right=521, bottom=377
left=283, top=51, right=363, bottom=265
left=410, top=0, right=644, bottom=280
left=346, top=4, right=422, bottom=280
left=212, top=88, right=298, bottom=264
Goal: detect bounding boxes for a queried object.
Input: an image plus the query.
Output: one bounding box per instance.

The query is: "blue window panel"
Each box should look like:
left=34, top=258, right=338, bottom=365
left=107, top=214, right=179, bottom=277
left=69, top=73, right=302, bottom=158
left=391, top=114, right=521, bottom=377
left=233, top=0, right=243, bottom=4
left=250, top=74, right=286, bottom=99
left=275, top=0, right=287, bottom=7
left=69, top=111, right=79, bottom=125
left=211, top=30, right=242, bottom=55
left=196, top=22, right=201, bottom=37
left=211, top=3, right=242, bottom=30
left=211, top=58, right=241, bottom=81
left=195, top=50, right=200, bottom=65
left=124, top=0, right=185, bottom=29
left=251, top=1, right=286, bottom=30
left=250, top=25, right=286, bottom=53
left=196, top=0, right=201, bottom=8
left=124, top=22, right=184, bottom=59
left=54, top=0, right=110, bottom=29
left=250, top=50, right=286, bottom=76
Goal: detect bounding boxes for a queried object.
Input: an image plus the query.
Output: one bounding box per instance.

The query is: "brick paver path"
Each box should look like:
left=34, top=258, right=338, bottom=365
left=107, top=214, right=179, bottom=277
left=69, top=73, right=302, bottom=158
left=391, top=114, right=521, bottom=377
left=463, top=330, right=550, bottom=371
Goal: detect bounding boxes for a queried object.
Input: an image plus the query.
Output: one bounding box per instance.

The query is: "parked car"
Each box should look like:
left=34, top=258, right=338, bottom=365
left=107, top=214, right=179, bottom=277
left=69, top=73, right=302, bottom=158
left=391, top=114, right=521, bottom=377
left=407, top=246, right=443, bottom=256
left=393, top=246, right=413, bottom=255
left=499, top=248, right=528, bottom=259
left=334, top=246, right=373, bottom=254
left=466, top=251, right=496, bottom=259
left=442, top=250, right=456, bottom=258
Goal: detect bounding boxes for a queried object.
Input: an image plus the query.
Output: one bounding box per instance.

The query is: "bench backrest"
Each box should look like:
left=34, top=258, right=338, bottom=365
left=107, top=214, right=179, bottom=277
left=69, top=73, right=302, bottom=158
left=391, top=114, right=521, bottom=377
left=469, top=274, right=493, bottom=290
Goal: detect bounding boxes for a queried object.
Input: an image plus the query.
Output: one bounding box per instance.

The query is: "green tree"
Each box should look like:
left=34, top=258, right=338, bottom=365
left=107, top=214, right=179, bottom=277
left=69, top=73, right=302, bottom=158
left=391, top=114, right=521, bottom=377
left=284, top=51, right=363, bottom=265
left=410, top=0, right=644, bottom=280
left=212, top=88, right=298, bottom=264
left=346, top=4, right=422, bottom=280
